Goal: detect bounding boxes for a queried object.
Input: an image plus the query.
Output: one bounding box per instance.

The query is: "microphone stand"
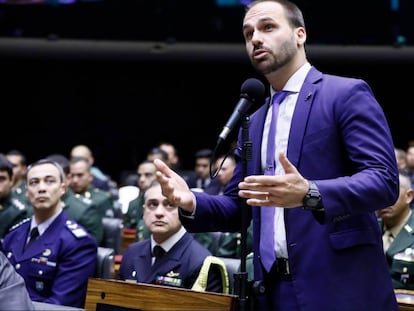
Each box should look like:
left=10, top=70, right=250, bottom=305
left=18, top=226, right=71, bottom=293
left=232, top=114, right=252, bottom=311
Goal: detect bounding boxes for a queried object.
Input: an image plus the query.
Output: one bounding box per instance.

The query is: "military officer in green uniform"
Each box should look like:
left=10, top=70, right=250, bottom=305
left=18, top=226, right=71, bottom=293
left=124, top=160, right=158, bottom=241
left=0, top=153, right=30, bottom=239
left=69, top=156, right=116, bottom=219
left=46, top=154, right=104, bottom=245
left=6, top=149, right=30, bottom=208
left=377, top=172, right=414, bottom=289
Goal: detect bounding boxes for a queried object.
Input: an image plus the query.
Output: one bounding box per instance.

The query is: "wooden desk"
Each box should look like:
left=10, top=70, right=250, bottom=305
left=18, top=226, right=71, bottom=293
left=395, top=289, right=414, bottom=311
left=84, top=278, right=237, bottom=311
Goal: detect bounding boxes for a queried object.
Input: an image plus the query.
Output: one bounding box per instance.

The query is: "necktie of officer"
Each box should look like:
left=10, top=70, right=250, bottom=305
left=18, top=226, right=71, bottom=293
left=260, top=91, right=290, bottom=272
left=25, top=227, right=39, bottom=251
left=152, top=245, right=165, bottom=265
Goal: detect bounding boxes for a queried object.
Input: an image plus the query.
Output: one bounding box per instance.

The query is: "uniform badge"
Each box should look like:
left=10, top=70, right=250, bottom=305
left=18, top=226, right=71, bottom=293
left=35, top=281, right=44, bottom=292
left=155, top=275, right=182, bottom=287
left=12, top=198, right=26, bottom=210
left=166, top=271, right=180, bottom=278
left=42, top=249, right=52, bottom=256
left=82, top=198, right=92, bottom=205
left=66, top=220, right=87, bottom=238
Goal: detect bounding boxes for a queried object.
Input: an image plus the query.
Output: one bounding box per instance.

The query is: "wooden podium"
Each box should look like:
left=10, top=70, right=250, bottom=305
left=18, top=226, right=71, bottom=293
left=84, top=278, right=238, bottom=311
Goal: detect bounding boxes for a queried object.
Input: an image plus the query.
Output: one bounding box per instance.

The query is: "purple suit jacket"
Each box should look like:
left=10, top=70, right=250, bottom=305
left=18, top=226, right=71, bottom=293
left=180, top=67, right=399, bottom=310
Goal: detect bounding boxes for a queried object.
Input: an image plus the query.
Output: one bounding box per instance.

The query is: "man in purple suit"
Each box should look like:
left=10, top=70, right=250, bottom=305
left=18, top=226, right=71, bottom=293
left=154, top=0, right=399, bottom=310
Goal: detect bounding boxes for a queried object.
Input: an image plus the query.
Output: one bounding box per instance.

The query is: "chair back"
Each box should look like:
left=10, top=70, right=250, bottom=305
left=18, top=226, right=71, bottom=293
left=101, top=217, right=123, bottom=254
left=216, top=257, right=241, bottom=294
left=95, top=246, right=115, bottom=279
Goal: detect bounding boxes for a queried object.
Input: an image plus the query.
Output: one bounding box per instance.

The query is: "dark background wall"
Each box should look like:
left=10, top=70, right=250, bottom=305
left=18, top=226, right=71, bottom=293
left=0, top=0, right=413, bottom=183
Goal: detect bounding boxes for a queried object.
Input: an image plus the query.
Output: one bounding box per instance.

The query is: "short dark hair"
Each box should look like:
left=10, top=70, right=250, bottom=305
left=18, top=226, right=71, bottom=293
left=147, top=147, right=168, bottom=162
left=6, top=149, right=27, bottom=166
left=195, top=148, right=213, bottom=159
left=26, top=159, right=65, bottom=183
left=0, top=153, right=14, bottom=178
left=46, top=154, right=70, bottom=175
left=246, top=0, right=305, bottom=29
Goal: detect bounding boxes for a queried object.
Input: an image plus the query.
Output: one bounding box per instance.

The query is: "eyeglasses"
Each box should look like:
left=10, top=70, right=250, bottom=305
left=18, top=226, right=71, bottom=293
left=145, top=199, right=176, bottom=211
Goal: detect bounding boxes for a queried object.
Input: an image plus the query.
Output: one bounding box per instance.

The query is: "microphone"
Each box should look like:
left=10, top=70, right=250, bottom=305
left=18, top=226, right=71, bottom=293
left=217, top=78, right=265, bottom=143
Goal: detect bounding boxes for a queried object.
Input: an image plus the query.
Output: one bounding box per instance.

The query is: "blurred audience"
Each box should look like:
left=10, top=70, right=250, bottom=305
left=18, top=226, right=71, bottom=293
left=395, top=147, right=408, bottom=173
left=0, top=153, right=30, bottom=239
left=70, top=144, right=118, bottom=198
left=158, top=141, right=192, bottom=183
left=6, top=149, right=28, bottom=204
left=146, top=147, right=169, bottom=165
left=186, top=148, right=217, bottom=192
left=69, top=156, right=117, bottom=219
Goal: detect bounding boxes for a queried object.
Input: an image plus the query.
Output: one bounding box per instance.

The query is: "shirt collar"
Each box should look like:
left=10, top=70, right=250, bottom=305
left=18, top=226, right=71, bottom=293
left=270, top=62, right=312, bottom=97
left=151, top=226, right=187, bottom=253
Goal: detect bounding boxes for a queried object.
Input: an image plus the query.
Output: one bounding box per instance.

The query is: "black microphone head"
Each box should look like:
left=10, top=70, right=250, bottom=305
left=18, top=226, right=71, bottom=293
left=240, top=78, right=265, bottom=103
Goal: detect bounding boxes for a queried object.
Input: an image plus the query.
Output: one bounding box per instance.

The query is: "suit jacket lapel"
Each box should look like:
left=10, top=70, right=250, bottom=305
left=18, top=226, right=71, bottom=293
left=23, top=212, right=65, bottom=260
left=287, top=68, right=321, bottom=168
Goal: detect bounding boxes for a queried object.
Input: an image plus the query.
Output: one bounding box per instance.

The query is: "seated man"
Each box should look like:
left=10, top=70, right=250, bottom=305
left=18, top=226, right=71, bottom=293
left=2, top=159, right=97, bottom=308
left=378, top=172, right=414, bottom=289
left=0, top=153, right=30, bottom=239
left=118, top=183, right=223, bottom=292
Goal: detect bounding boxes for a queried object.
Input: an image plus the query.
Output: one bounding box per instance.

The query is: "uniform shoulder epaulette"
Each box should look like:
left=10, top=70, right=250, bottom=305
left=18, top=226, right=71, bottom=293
left=9, top=217, right=30, bottom=231
left=65, top=220, right=88, bottom=238
left=11, top=198, right=27, bottom=211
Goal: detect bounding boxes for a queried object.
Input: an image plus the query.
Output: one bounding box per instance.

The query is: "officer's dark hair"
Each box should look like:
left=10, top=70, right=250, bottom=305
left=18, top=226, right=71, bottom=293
left=26, top=159, right=65, bottom=183
left=147, top=147, right=168, bottom=162
left=69, top=156, right=90, bottom=169
left=195, top=148, right=213, bottom=159
left=6, top=149, right=27, bottom=166
left=46, top=154, right=70, bottom=175
left=0, top=153, right=14, bottom=179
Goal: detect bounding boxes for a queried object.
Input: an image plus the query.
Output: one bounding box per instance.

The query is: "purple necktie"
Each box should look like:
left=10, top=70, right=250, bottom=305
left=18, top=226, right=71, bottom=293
left=260, top=90, right=289, bottom=272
